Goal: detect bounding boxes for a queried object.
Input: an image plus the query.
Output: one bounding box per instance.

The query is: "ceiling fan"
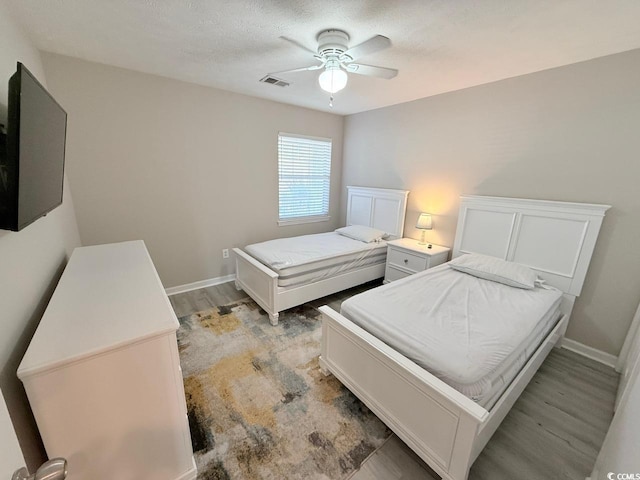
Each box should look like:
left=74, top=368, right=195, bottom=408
left=269, top=29, right=398, bottom=105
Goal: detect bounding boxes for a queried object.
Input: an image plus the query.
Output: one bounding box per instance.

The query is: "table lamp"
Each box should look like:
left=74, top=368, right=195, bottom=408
left=416, top=213, right=433, bottom=247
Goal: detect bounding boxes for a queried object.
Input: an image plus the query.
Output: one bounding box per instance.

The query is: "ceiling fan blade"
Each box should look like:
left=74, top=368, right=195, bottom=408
left=341, top=35, right=391, bottom=61
left=279, top=36, right=317, bottom=55
left=269, top=64, right=324, bottom=76
left=345, top=63, right=398, bottom=79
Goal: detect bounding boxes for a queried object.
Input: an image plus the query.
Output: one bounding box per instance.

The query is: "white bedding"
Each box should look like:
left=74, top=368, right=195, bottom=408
left=245, top=232, right=387, bottom=287
left=340, top=264, right=563, bottom=407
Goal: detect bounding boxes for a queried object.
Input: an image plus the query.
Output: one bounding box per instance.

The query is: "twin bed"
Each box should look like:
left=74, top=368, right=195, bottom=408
left=320, top=194, right=609, bottom=480
left=233, top=186, right=409, bottom=325
left=235, top=188, right=610, bottom=480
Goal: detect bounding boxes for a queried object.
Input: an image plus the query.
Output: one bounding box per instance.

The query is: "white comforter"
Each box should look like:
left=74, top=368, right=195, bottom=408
left=340, top=264, right=563, bottom=402
left=245, top=232, right=386, bottom=272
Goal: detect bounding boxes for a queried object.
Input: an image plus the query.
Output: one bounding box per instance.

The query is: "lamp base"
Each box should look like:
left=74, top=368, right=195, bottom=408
left=417, top=231, right=432, bottom=248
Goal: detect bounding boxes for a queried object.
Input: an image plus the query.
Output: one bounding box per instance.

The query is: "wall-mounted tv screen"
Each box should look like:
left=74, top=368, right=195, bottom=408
left=0, top=62, right=67, bottom=231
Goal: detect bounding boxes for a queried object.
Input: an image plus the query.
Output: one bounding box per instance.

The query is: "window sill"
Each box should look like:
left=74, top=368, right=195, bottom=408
left=278, top=215, right=331, bottom=227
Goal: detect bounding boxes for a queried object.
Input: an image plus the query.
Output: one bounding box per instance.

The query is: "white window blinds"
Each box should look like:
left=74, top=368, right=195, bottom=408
left=278, top=133, right=332, bottom=224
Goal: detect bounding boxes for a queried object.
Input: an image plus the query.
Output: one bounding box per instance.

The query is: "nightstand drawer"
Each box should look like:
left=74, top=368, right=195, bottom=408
left=388, top=248, right=428, bottom=272
left=384, top=265, right=412, bottom=283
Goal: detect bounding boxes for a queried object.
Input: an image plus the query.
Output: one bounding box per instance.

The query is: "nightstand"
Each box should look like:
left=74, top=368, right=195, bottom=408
left=384, top=238, right=450, bottom=283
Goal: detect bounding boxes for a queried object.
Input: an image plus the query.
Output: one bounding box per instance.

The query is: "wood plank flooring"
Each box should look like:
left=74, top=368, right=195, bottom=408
left=170, top=281, right=619, bottom=480
left=169, top=280, right=248, bottom=317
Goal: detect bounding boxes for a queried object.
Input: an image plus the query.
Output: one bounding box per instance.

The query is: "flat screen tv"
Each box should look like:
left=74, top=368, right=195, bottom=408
left=0, top=62, right=67, bottom=231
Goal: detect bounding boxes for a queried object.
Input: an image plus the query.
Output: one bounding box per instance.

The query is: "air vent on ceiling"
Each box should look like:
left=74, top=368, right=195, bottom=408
left=260, top=75, right=290, bottom=87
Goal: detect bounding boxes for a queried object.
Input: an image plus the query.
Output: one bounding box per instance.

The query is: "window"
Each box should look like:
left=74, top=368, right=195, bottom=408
left=278, top=133, right=332, bottom=225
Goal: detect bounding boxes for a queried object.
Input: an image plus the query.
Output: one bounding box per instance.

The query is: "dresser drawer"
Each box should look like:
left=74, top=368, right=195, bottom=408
left=388, top=247, right=428, bottom=272
left=384, top=265, right=412, bottom=283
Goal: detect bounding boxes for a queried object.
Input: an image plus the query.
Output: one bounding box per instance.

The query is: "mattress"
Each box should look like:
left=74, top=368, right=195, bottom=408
left=245, top=232, right=387, bottom=287
left=340, top=264, right=563, bottom=409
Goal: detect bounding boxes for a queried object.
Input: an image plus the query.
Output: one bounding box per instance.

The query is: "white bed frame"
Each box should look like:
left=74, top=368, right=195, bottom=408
left=233, top=186, right=409, bottom=325
left=319, top=195, right=610, bottom=480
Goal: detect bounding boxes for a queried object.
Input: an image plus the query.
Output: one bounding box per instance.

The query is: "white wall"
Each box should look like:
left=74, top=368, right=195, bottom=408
left=41, top=53, right=345, bottom=289
left=0, top=0, right=81, bottom=469
left=342, top=48, right=640, bottom=356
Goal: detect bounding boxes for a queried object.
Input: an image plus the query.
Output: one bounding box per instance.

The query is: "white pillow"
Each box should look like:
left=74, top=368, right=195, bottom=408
left=335, top=225, right=387, bottom=243
left=448, top=253, right=537, bottom=289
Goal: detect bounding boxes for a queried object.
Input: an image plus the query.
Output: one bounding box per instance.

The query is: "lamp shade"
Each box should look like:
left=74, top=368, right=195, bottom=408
left=318, top=67, right=348, bottom=93
left=416, top=213, right=433, bottom=230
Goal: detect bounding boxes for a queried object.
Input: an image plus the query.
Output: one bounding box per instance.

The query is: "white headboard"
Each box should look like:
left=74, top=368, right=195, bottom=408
left=453, top=195, right=610, bottom=297
left=346, top=186, right=410, bottom=240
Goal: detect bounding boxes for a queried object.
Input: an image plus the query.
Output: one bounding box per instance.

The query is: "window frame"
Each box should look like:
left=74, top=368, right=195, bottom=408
left=277, top=132, right=332, bottom=227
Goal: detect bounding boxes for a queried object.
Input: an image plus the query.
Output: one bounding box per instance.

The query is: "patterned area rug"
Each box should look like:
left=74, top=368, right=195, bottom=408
left=177, top=298, right=391, bottom=480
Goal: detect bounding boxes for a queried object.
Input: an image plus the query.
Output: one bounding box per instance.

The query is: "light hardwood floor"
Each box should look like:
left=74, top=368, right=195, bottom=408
left=169, top=281, right=619, bottom=480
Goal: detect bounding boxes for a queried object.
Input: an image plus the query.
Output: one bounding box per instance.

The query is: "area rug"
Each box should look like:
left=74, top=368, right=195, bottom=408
left=177, top=298, right=391, bottom=480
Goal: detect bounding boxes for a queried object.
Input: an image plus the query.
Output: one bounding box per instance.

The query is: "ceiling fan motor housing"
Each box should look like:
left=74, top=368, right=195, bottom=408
left=317, top=29, right=350, bottom=59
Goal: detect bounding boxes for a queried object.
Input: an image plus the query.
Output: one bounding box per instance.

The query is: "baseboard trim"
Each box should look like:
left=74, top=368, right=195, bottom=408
left=175, top=457, right=197, bottom=480
left=176, top=456, right=198, bottom=480
left=561, top=338, right=617, bottom=368
left=165, top=274, right=236, bottom=296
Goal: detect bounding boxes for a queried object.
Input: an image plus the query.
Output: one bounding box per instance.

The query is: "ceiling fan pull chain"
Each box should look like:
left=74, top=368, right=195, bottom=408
left=329, top=94, right=334, bottom=108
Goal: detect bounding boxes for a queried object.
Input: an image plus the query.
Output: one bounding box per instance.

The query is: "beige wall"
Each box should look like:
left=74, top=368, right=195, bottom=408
left=342, top=48, right=640, bottom=356
left=42, top=53, right=345, bottom=289
left=0, top=0, right=81, bottom=468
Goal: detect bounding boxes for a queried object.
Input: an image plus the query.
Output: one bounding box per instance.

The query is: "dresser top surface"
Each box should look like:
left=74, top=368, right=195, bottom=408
left=18, top=240, right=178, bottom=378
left=387, top=238, right=450, bottom=256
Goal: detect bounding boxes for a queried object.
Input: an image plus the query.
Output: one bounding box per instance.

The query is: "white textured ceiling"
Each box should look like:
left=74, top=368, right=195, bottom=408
left=7, top=0, right=640, bottom=115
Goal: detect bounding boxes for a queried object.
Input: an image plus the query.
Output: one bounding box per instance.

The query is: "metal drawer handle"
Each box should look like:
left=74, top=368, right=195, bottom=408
left=403, top=259, right=408, bottom=264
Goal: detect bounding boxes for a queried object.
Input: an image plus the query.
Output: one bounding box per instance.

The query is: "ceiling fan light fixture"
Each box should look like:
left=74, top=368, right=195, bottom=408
left=269, top=29, right=397, bottom=102
left=318, top=66, right=347, bottom=93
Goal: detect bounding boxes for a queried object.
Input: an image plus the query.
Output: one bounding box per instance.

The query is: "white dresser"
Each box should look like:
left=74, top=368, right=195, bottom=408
left=18, top=241, right=196, bottom=480
left=384, top=238, right=450, bottom=283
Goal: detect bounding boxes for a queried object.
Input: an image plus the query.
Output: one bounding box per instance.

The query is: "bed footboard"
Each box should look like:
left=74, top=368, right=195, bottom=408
left=319, top=306, right=488, bottom=480
left=233, top=248, right=280, bottom=325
